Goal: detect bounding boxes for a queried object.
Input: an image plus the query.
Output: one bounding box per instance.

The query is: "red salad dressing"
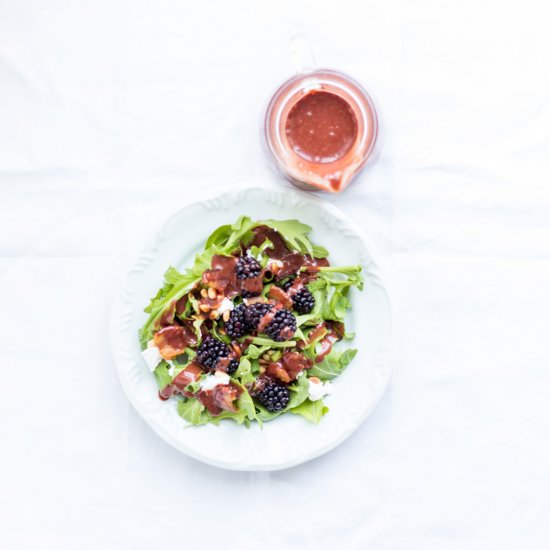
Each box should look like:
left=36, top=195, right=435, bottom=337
left=286, top=91, right=358, bottom=164
left=264, top=69, right=379, bottom=193
left=202, top=255, right=239, bottom=296
left=314, top=322, right=346, bottom=364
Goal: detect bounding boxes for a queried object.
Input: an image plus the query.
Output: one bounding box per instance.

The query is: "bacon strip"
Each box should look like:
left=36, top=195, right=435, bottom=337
left=154, top=325, right=197, bottom=360
left=159, top=361, right=203, bottom=400
left=197, top=383, right=242, bottom=415
left=268, top=286, right=293, bottom=309
left=265, top=351, right=312, bottom=383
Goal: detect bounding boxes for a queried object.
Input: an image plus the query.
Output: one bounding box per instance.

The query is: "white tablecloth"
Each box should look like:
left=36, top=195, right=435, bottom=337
left=1, top=1, right=549, bottom=548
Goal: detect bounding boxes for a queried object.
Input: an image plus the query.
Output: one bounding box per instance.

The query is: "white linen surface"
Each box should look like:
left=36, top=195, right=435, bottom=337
left=1, top=1, right=549, bottom=548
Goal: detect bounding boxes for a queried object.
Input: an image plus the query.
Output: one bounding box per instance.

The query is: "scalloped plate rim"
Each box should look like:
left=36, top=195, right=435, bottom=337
left=110, top=183, right=392, bottom=471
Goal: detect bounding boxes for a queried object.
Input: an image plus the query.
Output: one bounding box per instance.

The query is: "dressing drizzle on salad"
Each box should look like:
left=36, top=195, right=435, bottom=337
left=139, top=217, right=363, bottom=426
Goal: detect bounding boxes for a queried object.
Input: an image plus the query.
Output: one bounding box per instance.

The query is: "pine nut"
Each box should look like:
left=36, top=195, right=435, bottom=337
left=200, top=288, right=208, bottom=297
left=209, top=311, right=219, bottom=320
left=231, top=342, right=242, bottom=356
left=222, top=310, right=231, bottom=322
left=208, top=287, right=216, bottom=299
left=199, top=303, right=210, bottom=312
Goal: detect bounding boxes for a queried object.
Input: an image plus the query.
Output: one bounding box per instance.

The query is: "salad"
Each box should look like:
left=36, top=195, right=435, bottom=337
left=139, top=216, right=363, bottom=426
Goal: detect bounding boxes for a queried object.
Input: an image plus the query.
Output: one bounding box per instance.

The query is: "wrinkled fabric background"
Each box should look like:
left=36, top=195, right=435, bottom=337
left=1, top=1, right=549, bottom=549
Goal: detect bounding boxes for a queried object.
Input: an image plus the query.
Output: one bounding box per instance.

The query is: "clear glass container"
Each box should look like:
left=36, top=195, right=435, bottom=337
left=264, top=68, right=379, bottom=193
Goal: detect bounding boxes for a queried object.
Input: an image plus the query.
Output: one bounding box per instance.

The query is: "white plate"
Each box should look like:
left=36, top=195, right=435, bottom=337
left=111, top=185, right=392, bottom=471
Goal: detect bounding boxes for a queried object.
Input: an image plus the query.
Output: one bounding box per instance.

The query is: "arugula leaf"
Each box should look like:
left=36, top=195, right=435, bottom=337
left=184, top=347, right=196, bottom=358
left=167, top=354, right=192, bottom=379
left=302, top=325, right=328, bottom=361
left=288, top=374, right=310, bottom=408
left=139, top=266, right=199, bottom=348
left=205, top=216, right=255, bottom=255
left=234, top=357, right=256, bottom=386
left=153, top=362, right=172, bottom=391
left=315, top=265, right=362, bottom=275
left=224, top=216, right=256, bottom=252
left=248, top=336, right=297, bottom=348
left=307, top=349, right=358, bottom=380
left=260, top=282, right=273, bottom=299
left=255, top=404, right=283, bottom=422
left=294, top=326, right=306, bottom=341
left=307, top=277, right=328, bottom=291
left=184, top=379, right=202, bottom=394
left=249, top=239, right=273, bottom=266
left=324, top=287, right=350, bottom=321
left=208, top=409, right=249, bottom=426
left=310, top=275, right=358, bottom=323
left=250, top=358, right=261, bottom=375
left=211, top=322, right=230, bottom=344
left=236, top=389, right=257, bottom=422
left=313, top=266, right=364, bottom=291
left=295, top=313, right=317, bottom=328
left=187, top=293, right=200, bottom=316
left=177, top=398, right=207, bottom=425
left=190, top=243, right=225, bottom=278
left=171, top=354, right=189, bottom=366
left=242, top=344, right=268, bottom=360
left=290, top=399, right=329, bottom=423
left=143, top=266, right=186, bottom=317
left=192, top=317, right=203, bottom=342
left=262, top=219, right=314, bottom=256
left=205, top=224, right=232, bottom=249
left=311, top=244, right=329, bottom=258
left=176, top=296, right=194, bottom=320
left=298, top=273, right=359, bottom=327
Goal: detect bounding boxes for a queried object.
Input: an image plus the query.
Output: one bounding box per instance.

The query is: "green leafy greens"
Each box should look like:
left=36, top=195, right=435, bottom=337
left=290, top=399, right=329, bottom=424
left=139, top=216, right=364, bottom=427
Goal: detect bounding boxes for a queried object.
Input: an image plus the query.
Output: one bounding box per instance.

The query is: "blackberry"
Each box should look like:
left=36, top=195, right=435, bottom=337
left=236, top=256, right=262, bottom=279
left=256, top=380, right=290, bottom=413
left=245, top=302, right=273, bottom=331
left=226, top=358, right=239, bottom=375
left=225, top=304, right=250, bottom=339
left=196, top=335, right=232, bottom=371
left=292, top=287, right=315, bottom=314
left=264, top=309, right=297, bottom=342
left=282, top=279, right=294, bottom=292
